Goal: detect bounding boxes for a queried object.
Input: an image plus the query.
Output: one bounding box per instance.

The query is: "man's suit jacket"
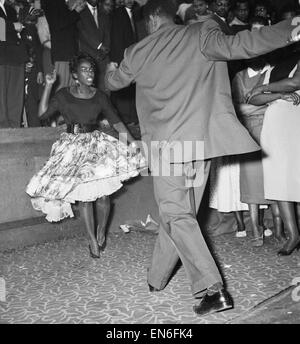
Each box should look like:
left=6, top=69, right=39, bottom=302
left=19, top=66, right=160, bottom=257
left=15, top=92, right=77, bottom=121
left=110, top=3, right=144, bottom=64
left=211, top=13, right=233, bottom=35
left=106, top=18, right=297, bottom=164
left=43, top=0, right=79, bottom=62
left=77, top=6, right=111, bottom=62
left=0, top=3, right=27, bottom=65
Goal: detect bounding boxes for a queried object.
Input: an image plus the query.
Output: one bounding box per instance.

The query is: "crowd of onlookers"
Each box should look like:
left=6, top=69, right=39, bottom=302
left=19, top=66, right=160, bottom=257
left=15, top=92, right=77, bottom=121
left=0, top=0, right=299, bottom=128
left=0, top=0, right=147, bottom=128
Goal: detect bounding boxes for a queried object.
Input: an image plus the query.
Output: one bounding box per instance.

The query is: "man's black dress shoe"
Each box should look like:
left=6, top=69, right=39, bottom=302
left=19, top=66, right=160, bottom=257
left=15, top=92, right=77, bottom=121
left=193, top=289, right=233, bottom=316
left=148, top=284, right=160, bottom=292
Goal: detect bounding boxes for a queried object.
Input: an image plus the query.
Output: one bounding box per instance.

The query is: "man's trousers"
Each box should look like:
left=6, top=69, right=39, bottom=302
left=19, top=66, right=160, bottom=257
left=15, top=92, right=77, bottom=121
left=147, top=159, right=223, bottom=296
left=0, top=64, right=25, bottom=128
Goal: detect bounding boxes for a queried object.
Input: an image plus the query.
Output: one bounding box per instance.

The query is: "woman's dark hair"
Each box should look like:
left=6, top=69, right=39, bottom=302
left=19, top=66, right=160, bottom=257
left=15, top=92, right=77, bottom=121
left=143, top=0, right=178, bottom=20
left=69, top=53, right=97, bottom=75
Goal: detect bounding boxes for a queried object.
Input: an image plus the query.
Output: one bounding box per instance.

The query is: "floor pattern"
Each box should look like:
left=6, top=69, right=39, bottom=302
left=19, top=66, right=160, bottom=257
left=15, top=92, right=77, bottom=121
left=0, top=230, right=299, bottom=324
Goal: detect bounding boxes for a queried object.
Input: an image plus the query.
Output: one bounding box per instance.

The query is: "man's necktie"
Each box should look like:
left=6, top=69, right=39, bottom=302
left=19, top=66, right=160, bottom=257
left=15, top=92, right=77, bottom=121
left=128, top=9, right=136, bottom=36
left=92, top=7, right=99, bottom=28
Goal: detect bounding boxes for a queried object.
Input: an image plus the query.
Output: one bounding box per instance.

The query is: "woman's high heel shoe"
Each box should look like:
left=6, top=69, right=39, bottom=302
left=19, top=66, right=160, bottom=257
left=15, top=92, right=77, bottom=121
left=88, top=245, right=100, bottom=259
left=277, top=238, right=300, bottom=256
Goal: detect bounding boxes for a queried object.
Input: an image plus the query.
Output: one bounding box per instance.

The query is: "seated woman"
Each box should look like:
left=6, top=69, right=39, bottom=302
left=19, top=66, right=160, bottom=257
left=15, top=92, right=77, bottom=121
left=26, top=53, right=146, bottom=258
left=246, top=57, right=300, bottom=255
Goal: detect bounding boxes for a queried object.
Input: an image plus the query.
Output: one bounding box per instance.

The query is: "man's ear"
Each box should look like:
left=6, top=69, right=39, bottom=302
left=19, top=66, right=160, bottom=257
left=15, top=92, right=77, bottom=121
left=150, top=14, right=160, bottom=31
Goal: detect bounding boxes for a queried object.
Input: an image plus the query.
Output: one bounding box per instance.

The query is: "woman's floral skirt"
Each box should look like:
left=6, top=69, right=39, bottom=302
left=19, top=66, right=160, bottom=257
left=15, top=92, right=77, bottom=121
left=26, top=131, right=146, bottom=222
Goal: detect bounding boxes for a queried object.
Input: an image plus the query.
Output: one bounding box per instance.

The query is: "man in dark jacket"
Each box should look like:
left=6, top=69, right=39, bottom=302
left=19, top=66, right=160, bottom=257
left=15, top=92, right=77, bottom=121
left=109, top=0, right=145, bottom=124
left=77, top=0, right=111, bottom=92
left=43, top=0, right=85, bottom=91
left=0, top=0, right=28, bottom=127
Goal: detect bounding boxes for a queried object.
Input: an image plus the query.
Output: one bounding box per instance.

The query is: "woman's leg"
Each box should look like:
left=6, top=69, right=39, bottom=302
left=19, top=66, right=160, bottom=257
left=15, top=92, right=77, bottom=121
left=234, top=211, right=247, bottom=237
left=259, top=208, right=272, bottom=237
left=249, top=203, right=263, bottom=246
left=95, top=196, right=111, bottom=248
left=277, top=201, right=300, bottom=254
left=271, top=203, right=285, bottom=242
left=234, top=211, right=245, bottom=231
left=296, top=203, right=300, bottom=229
left=80, top=201, right=100, bottom=257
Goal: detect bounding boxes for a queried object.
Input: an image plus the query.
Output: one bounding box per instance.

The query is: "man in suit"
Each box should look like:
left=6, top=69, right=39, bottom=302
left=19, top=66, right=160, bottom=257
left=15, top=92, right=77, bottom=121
left=43, top=0, right=85, bottom=91
left=211, top=0, right=232, bottom=34
left=229, top=0, right=250, bottom=34
left=77, top=0, right=111, bottom=92
left=105, top=0, right=300, bottom=316
left=109, top=0, right=145, bottom=124
left=0, top=0, right=28, bottom=127
left=21, top=4, right=44, bottom=127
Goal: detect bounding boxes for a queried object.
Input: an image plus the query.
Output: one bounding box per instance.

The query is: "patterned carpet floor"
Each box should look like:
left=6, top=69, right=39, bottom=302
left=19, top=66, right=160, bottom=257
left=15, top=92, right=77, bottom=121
left=0, top=229, right=299, bottom=324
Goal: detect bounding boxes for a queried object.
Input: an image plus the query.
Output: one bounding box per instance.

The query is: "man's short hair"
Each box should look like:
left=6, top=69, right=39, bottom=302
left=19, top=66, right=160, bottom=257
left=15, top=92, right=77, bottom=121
left=143, top=0, right=178, bottom=20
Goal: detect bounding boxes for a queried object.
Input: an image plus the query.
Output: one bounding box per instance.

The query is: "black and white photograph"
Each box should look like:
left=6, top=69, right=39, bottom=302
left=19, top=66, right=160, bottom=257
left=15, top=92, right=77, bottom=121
left=0, top=0, right=300, bottom=328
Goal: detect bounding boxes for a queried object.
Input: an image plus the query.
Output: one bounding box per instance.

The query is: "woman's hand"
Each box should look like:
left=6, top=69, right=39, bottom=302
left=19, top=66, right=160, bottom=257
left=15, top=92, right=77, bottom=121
left=281, top=92, right=300, bottom=105
left=45, top=70, right=57, bottom=86
left=128, top=141, right=140, bottom=155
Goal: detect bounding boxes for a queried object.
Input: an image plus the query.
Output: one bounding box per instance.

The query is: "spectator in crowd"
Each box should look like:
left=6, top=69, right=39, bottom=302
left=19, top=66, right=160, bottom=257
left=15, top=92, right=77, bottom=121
left=110, top=0, right=144, bottom=125
left=21, top=1, right=44, bottom=127
left=36, top=1, right=53, bottom=75
left=77, top=0, right=111, bottom=93
left=247, top=57, right=300, bottom=256
left=183, top=0, right=209, bottom=24
left=193, top=0, right=209, bottom=17
left=100, top=0, right=114, bottom=14
left=43, top=0, right=85, bottom=91
left=252, top=0, right=271, bottom=24
left=114, top=0, right=123, bottom=8
left=211, top=0, right=232, bottom=33
left=232, top=16, right=276, bottom=246
left=229, top=0, right=250, bottom=33
left=105, top=0, right=300, bottom=316
left=0, top=0, right=28, bottom=128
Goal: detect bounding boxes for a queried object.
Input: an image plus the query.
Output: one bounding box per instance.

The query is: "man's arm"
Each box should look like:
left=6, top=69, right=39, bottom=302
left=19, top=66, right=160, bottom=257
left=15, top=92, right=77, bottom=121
left=200, top=17, right=300, bottom=61
left=105, top=48, right=135, bottom=91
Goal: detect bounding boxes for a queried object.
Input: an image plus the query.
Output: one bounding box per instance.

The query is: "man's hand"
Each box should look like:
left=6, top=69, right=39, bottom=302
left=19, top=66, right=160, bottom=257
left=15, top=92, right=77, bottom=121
left=13, top=22, right=24, bottom=33
left=106, top=62, right=118, bottom=73
left=37, top=72, right=44, bottom=85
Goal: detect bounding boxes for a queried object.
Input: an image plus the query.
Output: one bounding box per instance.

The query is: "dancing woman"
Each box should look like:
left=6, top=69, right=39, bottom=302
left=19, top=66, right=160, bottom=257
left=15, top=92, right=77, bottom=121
left=26, top=53, right=145, bottom=258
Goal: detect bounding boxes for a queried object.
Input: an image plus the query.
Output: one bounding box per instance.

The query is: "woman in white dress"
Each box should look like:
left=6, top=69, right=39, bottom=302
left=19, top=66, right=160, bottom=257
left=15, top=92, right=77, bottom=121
left=247, top=59, right=300, bottom=255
